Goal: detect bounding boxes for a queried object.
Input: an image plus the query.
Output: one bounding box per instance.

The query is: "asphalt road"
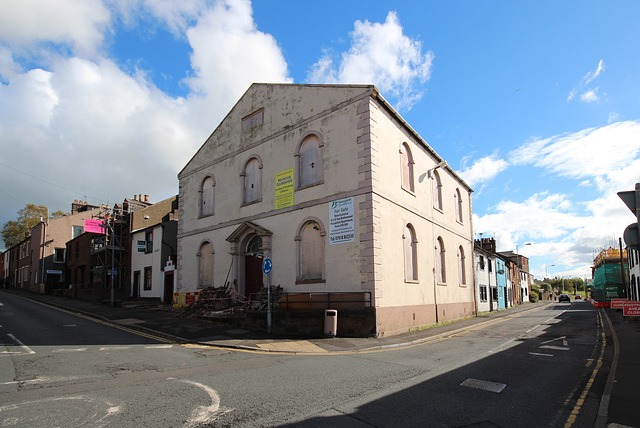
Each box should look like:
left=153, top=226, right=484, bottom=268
left=1, top=294, right=607, bottom=427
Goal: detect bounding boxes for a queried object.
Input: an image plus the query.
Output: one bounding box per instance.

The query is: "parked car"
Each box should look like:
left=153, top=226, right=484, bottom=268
left=558, top=294, right=571, bottom=303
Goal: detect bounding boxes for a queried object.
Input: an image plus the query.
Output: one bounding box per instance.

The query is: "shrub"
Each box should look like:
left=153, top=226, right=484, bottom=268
left=529, top=290, right=539, bottom=303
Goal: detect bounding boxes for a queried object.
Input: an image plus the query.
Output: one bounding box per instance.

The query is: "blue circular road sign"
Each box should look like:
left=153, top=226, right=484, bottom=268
left=262, top=257, right=273, bottom=274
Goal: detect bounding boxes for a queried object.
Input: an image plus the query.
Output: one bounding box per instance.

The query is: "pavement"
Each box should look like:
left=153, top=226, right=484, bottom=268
left=2, top=289, right=639, bottom=427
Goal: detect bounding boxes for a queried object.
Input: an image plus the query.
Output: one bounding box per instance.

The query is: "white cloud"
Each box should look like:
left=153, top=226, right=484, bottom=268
left=583, top=59, right=605, bottom=85
left=510, top=121, right=640, bottom=191
left=0, top=0, right=110, bottom=57
left=568, top=59, right=605, bottom=103
left=608, top=112, right=620, bottom=123
left=580, top=88, right=599, bottom=102
left=0, top=0, right=292, bottom=230
left=183, top=0, right=291, bottom=119
left=308, top=11, right=434, bottom=111
left=458, top=154, right=508, bottom=188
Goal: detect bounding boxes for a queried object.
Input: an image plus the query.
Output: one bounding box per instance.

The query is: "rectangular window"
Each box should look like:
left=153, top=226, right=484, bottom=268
left=479, top=256, right=485, bottom=270
left=492, top=287, right=499, bottom=301
left=145, top=231, right=153, bottom=253
left=144, top=266, right=152, bottom=290
left=242, top=108, right=264, bottom=132
left=480, top=286, right=488, bottom=302
left=53, top=248, right=65, bottom=263
left=73, top=226, right=83, bottom=239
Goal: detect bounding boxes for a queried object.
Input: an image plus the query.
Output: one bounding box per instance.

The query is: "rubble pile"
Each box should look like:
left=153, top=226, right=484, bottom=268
left=248, top=285, right=283, bottom=311
left=181, top=285, right=284, bottom=317
left=182, top=286, right=239, bottom=316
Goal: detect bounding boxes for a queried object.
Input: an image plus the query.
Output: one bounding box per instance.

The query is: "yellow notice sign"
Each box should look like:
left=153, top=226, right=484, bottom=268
left=275, top=168, right=294, bottom=209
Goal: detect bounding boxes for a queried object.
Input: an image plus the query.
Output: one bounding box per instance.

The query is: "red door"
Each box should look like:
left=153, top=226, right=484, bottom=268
left=245, top=256, right=263, bottom=298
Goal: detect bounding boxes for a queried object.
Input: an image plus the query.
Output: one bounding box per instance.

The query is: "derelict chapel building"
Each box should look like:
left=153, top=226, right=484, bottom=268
left=177, top=83, right=474, bottom=337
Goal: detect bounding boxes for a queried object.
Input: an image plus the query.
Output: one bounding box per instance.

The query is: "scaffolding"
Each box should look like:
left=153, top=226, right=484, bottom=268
left=591, top=247, right=627, bottom=302
left=91, top=204, right=127, bottom=301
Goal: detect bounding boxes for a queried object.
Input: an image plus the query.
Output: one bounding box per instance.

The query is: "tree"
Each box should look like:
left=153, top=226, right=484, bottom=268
left=1, top=204, right=65, bottom=248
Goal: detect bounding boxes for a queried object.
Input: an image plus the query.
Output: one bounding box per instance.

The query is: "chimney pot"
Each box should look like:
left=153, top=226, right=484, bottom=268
left=134, top=195, right=138, bottom=201
left=144, top=195, right=149, bottom=203
left=139, top=194, right=143, bottom=202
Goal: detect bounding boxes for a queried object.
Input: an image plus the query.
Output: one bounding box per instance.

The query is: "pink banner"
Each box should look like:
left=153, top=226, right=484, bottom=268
left=84, top=218, right=105, bottom=234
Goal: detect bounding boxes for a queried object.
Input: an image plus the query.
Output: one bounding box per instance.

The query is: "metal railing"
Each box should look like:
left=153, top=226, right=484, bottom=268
left=277, top=291, right=372, bottom=311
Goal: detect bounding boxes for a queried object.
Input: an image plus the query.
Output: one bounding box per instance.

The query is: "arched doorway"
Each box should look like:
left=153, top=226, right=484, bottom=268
left=244, top=235, right=263, bottom=298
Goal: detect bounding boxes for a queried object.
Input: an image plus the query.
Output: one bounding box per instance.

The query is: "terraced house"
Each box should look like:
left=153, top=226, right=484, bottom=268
left=177, top=83, right=474, bottom=337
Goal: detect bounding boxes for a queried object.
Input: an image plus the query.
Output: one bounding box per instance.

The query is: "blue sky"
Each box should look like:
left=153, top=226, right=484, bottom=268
left=1, top=0, right=639, bottom=281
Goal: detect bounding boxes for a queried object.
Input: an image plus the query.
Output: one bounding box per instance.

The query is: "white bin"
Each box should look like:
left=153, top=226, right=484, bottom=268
left=324, top=309, right=337, bottom=337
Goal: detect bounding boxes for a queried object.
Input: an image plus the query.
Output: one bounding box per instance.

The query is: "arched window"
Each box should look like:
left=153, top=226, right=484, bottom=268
left=436, top=236, right=446, bottom=284
left=199, top=176, right=215, bottom=217
left=433, top=170, right=443, bottom=211
left=296, top=219, right=325, bottom=282
left=458, top=246, right=466, bottom=285
left=296, top=134, right=324, bottom=188
left=242, top=156, right=262, bottom=204
left=198, top=241, right=214, bottom=288
left=400, top=143, right=415, bottom=192
left=455, top=188, right=463, bottom=223
left=404, top=224, right=418, bottom=281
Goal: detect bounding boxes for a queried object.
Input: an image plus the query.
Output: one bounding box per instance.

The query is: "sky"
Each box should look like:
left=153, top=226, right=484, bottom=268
left=1, top=0, right=639, bottom=281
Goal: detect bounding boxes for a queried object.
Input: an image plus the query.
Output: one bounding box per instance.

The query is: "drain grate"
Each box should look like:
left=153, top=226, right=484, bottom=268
left=461, top=378, right=506, bottom=393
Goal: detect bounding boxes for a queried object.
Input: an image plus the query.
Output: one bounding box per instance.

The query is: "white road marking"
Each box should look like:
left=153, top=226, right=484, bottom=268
left=488, top=337, right=517, bottom=353
left=7, top=334, right=35, bottom=354
left=145, top=344, right=173, bottom=349
left=1, top=374, right=102, bottom=385
left=99, top=346, right=131, bottom=351
left=167, top=378, right=233, bottom=426
left=529, top=352, right=554, bottom=357
left=540, top=345, right=569, bottom=351
left=52, top=348, right=87, bottom=353
left=525, top=324, right=541, bottom=333
left=541, top=336, right=567, bottom=345
left=461, top=378, right=506, bottom=393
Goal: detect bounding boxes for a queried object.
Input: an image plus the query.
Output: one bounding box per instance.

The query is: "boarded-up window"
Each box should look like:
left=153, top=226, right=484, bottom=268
left=436, top=237, right=446, bottom=284
left=455, top=188, right=463, bottom=222
left=433, top=170, right=443, bottom=210
left=300, top=221, right=322, bottom=280
left=243, top=157, right=262, bottom=203
left=200, top=176, right=215, bottom=216
left=199, top=242, right=213, bottom=288
left=401, top=143, right=414, bottom=192
left=458, top=246, right=466, bottom=285
left=404, top=224, right=418, bottom=281
left=298, top=135, right=323, bottom=187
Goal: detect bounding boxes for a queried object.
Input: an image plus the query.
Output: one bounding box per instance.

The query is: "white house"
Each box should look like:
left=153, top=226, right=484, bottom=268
left=130, top=196, right=178, bottom=303
left=177, top=83, right=475, bottom=337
